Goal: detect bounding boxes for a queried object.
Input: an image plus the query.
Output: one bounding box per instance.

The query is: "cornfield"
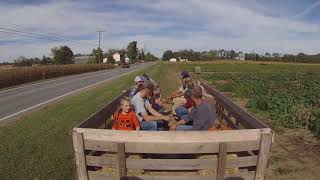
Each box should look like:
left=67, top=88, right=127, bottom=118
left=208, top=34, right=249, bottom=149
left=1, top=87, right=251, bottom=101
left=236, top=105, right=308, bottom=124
left=0, top=64, right=114, bottom=89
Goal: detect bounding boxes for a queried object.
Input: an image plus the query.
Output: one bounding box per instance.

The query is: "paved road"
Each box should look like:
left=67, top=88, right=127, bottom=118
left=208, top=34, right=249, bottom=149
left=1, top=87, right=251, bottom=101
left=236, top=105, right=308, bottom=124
left=0, top=62, right=154, bottom=122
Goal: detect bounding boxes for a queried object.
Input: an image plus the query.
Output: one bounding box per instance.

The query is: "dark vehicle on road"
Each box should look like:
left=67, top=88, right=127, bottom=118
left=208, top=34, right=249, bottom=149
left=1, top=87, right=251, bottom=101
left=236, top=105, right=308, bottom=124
left=122, top=57, right=130, bottom=68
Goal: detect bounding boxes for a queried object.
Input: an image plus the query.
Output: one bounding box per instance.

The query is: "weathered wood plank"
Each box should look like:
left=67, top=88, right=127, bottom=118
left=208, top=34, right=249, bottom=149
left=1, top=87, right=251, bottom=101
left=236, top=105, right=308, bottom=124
left=116, top=143, right=127, bottom=179
left=215, top=107, right=238, bottom=129
left=88, top=171, right=254, bottom=180
left=255, top=131, right=272, bottom=180
left=72, top=131, right=88, bottom=180
left=77, top=128, right=268, bottom=143
left=86, top=155, right=258, bottom=169
left=83, top=140, right=260, bottom=153
left=88, top=171, right=216, bottom=180
left=216, top=143, right=227, bottom=180
left=87, top=170, right=255, bottom=180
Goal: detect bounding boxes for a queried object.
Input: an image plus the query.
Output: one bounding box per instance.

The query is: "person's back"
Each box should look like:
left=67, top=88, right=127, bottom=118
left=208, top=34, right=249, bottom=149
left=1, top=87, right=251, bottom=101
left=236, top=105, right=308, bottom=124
left=190, top=100, right=215, bottom=130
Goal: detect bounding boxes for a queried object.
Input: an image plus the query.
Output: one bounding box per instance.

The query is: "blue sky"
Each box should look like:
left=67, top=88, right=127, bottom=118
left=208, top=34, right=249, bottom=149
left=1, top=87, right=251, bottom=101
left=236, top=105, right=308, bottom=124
left=0, top=0, right=320, bottom=62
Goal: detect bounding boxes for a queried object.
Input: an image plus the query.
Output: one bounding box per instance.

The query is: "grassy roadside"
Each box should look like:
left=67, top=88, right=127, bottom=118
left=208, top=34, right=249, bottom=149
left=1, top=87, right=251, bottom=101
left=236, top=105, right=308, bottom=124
left=0, top=63, right=161, bottom=179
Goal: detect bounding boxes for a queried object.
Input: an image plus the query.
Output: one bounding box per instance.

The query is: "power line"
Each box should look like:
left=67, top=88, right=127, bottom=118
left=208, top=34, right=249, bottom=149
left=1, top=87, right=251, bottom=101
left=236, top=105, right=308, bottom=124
left=0, top=27, right=68, bottom=42
left=0, top=29, right=67, bottom=42
left=0, top=27, right=97, bottom=47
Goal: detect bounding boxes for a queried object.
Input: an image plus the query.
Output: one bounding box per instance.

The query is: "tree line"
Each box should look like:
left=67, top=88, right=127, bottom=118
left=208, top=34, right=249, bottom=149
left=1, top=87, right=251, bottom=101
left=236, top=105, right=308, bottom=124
left=162, top=49, right=320, bottom=63
left=90, top=41, right=158, bottom=64
left=162, top=49, right=241, bottom=61
left=6, top=41, right=158, bottom=67
left=246, top=52, right=320, bottom=63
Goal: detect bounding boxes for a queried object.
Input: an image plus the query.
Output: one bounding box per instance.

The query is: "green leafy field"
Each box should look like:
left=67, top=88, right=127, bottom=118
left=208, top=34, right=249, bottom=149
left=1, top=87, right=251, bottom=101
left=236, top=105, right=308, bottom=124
left=176, top=62, right=320, bottom=137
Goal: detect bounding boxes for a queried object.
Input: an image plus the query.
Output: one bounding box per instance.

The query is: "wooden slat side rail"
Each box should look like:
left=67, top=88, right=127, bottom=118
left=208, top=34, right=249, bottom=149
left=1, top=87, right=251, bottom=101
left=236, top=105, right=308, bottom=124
left=73, top=129, right=272, bottom=179
left=216, top=143, right=227, bottom=180
left=72, top=130, right=88, bottom=180
left=85, top=155, right=258, bottom=169
left=254, top=130, right=272, bottom=180
left=201, top=82, right=268, bottom=129
left=215, top=107, right=238, bottom=129
left=88, top=171, right=255, bottom=180
left=116, top=143, right=127, bottom=179
left=77, top=128, right=268, bottom=143
left=83, top=140, right=260, bottom=153
left=76, top=90, right=129, bottom=129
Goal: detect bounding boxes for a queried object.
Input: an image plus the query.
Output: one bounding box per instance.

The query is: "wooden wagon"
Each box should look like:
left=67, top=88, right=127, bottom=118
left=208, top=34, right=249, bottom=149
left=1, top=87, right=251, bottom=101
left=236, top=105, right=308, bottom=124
left=72, top=82, right=273, bottom=180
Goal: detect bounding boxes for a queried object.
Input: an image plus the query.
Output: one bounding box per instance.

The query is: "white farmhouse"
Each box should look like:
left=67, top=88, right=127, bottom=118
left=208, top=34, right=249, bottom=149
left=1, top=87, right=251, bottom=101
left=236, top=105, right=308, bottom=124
left=103, top=57, right=108, bottom=63
left=236, top=53, right=245, bottom=61
left=113, top=53, right=121, bottom=63
left=169, top=58, right=177, bottom=62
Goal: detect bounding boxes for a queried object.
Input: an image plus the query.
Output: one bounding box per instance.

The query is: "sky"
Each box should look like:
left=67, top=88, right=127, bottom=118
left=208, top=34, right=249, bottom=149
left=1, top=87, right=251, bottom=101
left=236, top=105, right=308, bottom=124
left=0, top=0, right=320, bottom=62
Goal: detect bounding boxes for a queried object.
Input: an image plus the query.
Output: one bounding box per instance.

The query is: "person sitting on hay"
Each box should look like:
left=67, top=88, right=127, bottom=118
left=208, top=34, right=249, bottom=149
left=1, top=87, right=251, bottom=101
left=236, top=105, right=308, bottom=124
left=130, top=80, right=170, bottom=131
left=170, top=85, right=216, bottom=131
left=169, top=70, right=191, bottom=115
left=112, top=97, right=140, bottom=131
left=174, top=80, right=195, bottom=119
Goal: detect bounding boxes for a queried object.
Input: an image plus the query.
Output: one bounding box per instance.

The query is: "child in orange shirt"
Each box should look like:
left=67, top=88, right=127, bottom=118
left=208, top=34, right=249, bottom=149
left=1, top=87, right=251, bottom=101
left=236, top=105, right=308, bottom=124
left=112, top=97, right=140, bottom=130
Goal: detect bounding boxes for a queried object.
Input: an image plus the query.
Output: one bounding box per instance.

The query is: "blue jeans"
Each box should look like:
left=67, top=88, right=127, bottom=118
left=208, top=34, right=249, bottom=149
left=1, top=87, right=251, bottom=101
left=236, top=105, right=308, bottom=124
left=175, top=107, right=188, bottom=119
left=156, top=120, right=168, bottom=131
left=153, top=103, right=164, bottom=113
left=140, top=121, right=157, bottom=131
left=176, top=125, right=193, bottom=131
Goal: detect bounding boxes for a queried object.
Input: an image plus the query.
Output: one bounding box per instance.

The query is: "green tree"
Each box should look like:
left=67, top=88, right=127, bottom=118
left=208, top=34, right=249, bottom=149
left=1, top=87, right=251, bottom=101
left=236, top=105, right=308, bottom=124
left=230, top=50, right=237, bottom=59
left=145, top=52, right=158, bottom=61
left=118, top=49, right=127, bottom=63
left=127, top=41, right=138, bottom=63
left=105, top=49, right=116, bottom=64
left=92, top=47, right=103, bottom=63
left=107, top=53, right=115, bottom=64
left=51, top=46, right=74, bottom=64
left=41, top=55, right=48, bottom=65
left=162, top=50, right=174, bottom=60
left=137, top=49, right=145, bottom=60
left=14, top=56, right=32, bottom=66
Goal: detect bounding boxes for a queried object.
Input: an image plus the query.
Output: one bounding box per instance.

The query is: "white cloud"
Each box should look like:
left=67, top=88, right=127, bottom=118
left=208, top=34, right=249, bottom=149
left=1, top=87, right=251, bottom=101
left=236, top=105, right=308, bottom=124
left=0, top=0, right=320, bottom=62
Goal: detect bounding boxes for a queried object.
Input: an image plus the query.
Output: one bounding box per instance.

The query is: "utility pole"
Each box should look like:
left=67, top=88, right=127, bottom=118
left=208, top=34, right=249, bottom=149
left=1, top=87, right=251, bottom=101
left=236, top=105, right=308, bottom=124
left=97, top=29, right=105, bottom=70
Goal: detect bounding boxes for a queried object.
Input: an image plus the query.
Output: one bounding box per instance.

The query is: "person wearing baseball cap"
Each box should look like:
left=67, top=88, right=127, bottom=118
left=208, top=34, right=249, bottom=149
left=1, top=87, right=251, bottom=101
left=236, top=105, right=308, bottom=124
left=180, top=70, right=190, bottom=79
left=169, top=70, right=191, bottom=100
left=134, top=76, right=142, bottom=83
left=129, top=76, right=145, bottom=99
left=130, top=80, right=170, bottom=131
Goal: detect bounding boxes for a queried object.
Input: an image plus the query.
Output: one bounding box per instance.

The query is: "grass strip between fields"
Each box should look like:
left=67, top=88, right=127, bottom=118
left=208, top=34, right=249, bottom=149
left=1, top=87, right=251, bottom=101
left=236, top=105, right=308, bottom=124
left=0, top=63, right=173, bottom=179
